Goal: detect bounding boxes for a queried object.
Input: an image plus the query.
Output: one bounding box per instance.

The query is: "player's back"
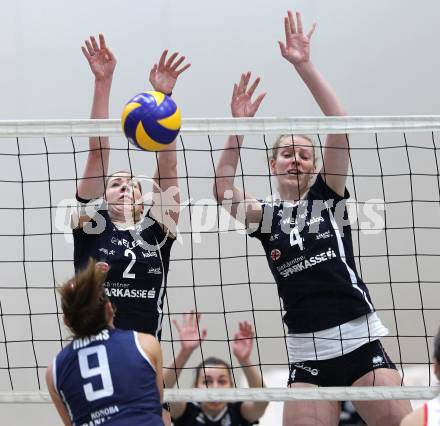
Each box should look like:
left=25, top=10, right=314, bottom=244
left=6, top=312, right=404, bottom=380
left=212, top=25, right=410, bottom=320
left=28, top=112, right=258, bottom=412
left=53, top=328, right=163, bottom=425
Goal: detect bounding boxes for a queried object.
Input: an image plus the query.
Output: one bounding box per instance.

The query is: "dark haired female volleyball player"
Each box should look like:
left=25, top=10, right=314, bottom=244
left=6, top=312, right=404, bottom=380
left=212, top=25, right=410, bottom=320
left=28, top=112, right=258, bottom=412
left=73, top=34, right=190, bottom=339
left=213, top=11, right=412, bottom=426
left=46, top=259, right=164, bottom=425
left=165, top=312, right=268, bottom=425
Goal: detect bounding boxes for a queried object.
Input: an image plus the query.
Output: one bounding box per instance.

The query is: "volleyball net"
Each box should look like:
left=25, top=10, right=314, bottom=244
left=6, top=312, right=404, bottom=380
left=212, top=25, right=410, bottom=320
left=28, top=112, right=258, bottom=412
left=0, top=116, right=439, bottom=403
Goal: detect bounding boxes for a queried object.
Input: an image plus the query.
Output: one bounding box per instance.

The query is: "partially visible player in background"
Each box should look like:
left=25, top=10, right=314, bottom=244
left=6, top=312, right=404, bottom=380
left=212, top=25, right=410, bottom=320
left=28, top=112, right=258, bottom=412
left=400, top=327, right=440, bottom=426
left=164, top=311, right=268, bottom=425
left=73, top=34, right=189, bottom=339
left=213, top=10, right=412, bottom=426
left=46, top=259, right=164, bottom=425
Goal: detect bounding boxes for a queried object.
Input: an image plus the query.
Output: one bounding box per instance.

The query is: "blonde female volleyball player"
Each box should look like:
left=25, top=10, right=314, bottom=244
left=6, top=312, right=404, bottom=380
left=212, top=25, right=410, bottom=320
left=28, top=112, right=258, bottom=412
left=46, top=259, right=164, bottom=425
left=164, top=312, right=268, bottom=425
left=400, top=327, right=440, bottom=426
left=73, top=34, right=190, bottom=339
left=213, top=11, right=412, bottom=426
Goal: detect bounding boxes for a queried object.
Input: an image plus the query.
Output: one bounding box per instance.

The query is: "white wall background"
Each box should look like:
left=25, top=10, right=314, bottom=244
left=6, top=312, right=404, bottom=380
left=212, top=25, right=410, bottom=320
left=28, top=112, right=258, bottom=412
left=0, top=0, right=440, bottom=424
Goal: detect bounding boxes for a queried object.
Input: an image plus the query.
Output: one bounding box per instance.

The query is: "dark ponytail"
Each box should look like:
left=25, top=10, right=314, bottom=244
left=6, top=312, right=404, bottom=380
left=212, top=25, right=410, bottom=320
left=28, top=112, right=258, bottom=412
left=60, top=259, right=109, bottom=338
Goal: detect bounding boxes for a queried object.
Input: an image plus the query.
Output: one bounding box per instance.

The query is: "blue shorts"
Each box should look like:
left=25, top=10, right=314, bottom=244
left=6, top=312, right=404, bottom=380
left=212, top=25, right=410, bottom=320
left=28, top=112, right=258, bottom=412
left=288, top=340, right=396, bottom=387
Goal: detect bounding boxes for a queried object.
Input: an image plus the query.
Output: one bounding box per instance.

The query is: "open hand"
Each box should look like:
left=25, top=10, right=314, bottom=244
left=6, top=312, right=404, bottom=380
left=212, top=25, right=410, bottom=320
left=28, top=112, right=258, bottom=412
left=172, top=310, right=207, bottom=354
left=81, top=34, right=116, bottom=81
left=231, top=72, right=266, bottom=118
left=149, top=50, right=191, bottom=94
left=278, top=11, right=316, bottom=66
left=232, top=321, right=255, bottom=364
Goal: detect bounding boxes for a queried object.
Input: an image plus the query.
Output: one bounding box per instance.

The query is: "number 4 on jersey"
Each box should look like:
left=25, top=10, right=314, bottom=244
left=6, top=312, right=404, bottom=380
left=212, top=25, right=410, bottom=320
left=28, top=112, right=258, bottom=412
left=289, top=227, right=304, bottom=250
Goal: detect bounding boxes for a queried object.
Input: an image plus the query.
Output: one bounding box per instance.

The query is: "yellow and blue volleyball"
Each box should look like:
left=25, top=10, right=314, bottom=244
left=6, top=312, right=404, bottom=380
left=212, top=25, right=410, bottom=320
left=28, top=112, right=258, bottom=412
left=121, top=91, right=181, bottom=151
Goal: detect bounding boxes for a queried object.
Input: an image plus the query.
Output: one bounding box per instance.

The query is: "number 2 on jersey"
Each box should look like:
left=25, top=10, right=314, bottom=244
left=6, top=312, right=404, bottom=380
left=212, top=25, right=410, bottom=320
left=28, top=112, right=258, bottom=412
left=78, top=345, right=114, bottom=402
left=123, top=248, right=136, bottom=279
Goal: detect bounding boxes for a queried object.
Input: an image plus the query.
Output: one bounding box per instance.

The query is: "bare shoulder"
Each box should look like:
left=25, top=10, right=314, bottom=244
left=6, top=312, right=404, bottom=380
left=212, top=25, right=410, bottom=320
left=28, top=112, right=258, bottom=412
left=400, top=406, right=424, bottom=426
left=137, top=333, right=161, bottom=358
left=138, top=332, right=160, bottom=347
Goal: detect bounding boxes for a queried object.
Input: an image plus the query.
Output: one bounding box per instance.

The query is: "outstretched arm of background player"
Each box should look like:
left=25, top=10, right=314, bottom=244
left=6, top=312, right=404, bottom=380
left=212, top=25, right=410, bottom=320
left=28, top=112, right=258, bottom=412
left=279, top=11, right=348, bottom=196
left=213, top=73, right=265, bottom=228
left=233, top=322, right=269, bottom=422
left=45, top=364, right=72, bottom=426
left=148, top=51, right=191, bottom=236
left=164, top=311, right=207, bottom=419
left=77, top=34, right=116, bottom=204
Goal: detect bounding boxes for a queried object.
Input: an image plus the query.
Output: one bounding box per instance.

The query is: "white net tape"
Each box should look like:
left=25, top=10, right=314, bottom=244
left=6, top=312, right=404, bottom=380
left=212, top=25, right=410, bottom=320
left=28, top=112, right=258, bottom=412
left=1, top=387, right=438, bottom=404
left=0, top=115, right=440, bottom=137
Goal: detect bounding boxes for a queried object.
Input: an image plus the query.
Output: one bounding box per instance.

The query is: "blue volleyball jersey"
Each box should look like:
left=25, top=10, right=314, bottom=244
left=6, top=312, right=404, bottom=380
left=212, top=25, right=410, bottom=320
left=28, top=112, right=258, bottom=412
left=173, top=402, right=257, bottom=426
left=53, top=328, right=163, bottom=425
left=249, top=174, right=374, bottom=333
left=73, top=206, right=174, bottom=339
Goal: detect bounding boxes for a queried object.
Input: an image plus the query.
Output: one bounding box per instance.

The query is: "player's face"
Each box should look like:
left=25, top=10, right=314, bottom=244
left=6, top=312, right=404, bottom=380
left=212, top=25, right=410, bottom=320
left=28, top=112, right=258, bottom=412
left=196, top=365, right=232, bottom=414
left=105, top=172, right=143, bottom=221
left=271, top=136, right=316, bottom=196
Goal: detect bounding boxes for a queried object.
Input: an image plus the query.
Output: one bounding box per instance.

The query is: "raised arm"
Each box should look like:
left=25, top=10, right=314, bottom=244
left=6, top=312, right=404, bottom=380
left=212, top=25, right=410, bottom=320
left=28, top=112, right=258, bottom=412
left=279, top=11, right=348, bottom=195
left=213, top=73, right=266, bottom=227
left=164, top=311, right=207, bottom=419
left=233, top=321, right=268, bottom=422
left=148, top=50, right=190, bottom=235
left=77, top=34, right=116, bottom=201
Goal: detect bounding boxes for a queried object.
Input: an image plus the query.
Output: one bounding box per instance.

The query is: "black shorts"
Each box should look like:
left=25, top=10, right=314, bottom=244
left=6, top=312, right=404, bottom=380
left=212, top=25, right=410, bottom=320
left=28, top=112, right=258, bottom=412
left=288, top=340, right=396, bottom=387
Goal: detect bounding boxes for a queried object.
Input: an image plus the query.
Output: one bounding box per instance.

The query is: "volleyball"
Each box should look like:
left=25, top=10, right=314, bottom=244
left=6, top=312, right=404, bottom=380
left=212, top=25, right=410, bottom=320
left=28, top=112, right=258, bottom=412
left=121, top=91, right=181, bottom=151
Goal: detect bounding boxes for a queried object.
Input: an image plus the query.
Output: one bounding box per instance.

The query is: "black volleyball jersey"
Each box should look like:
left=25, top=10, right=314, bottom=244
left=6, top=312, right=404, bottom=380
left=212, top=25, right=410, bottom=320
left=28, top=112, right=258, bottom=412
left=249, top=174, right=374, bottom=334
left=73, top=205, right=174, bottom=339
left=173, top=402, right=257, bottom=426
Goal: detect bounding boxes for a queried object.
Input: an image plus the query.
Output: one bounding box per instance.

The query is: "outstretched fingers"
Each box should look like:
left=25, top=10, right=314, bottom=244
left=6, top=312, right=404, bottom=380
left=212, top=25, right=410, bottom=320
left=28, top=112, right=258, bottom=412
left=295, top=11, right=303, bottom=34
left=175, top=61, right=191, bottom=75
left=158, top=49, right=168, bottom=71
left=246, top=76, right=261, bottom=97
left=252, top=92, right=266, bottom=111
left=307, top=22, right=317, bottom=39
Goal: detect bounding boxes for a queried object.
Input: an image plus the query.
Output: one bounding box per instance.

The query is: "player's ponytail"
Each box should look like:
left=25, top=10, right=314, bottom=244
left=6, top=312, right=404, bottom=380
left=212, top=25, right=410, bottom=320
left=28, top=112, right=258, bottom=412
left=59, top=258, right=110, bottom=338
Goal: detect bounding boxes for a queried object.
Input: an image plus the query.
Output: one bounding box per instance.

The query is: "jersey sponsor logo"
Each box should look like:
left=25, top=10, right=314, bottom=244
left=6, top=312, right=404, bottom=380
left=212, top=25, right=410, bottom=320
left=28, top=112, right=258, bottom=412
left=277, top=256, right=305, bottom=272
left=315, top=230, right=331, bottom=240
left=142, top=251, right=158, bottom=258
left=282, top=217, right=296, bottom=226
left=148, top=267, right=162, bottom=275
left=269, top=233, right=279, bottom=242
left=306, top=216, right=324, bottom=227
left=271, top=249, right=282, bottom=261
left=89, top=404, right=119, bottom=423
left=98, top=247, right=108, bottom=255
left=110, top=237, right=144, bottom=250
left=72, top=329, right=110, bottom=350
left=105, top=287, right=157, bottom=299
left=279, top=248, right=337, bottom=278
left=372, top=355, right=384, bottom=366
left=293, top=362, right=319, bottom=376
left=290, top=368, right=297, bottom=382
